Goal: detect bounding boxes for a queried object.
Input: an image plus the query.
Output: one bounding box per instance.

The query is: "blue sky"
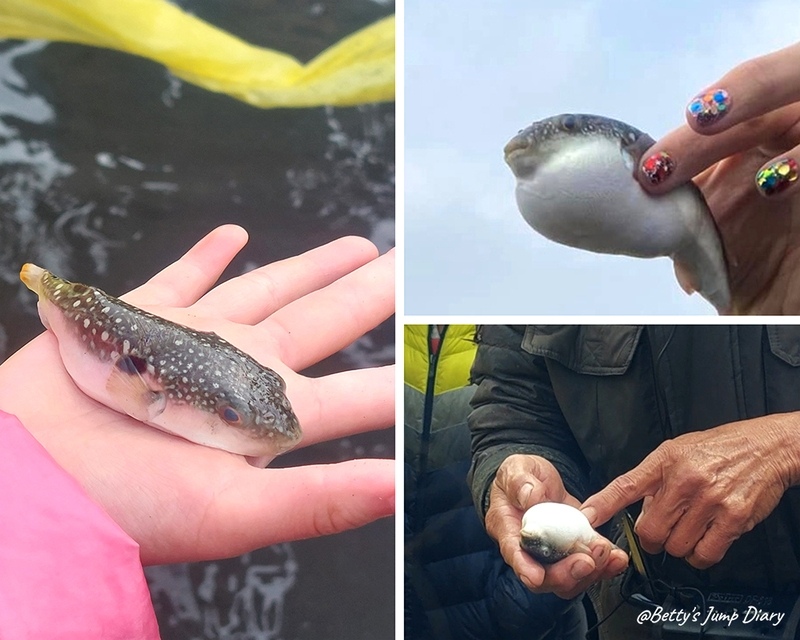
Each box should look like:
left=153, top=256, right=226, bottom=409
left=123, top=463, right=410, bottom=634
left=404, top=1, right=800, bottom=315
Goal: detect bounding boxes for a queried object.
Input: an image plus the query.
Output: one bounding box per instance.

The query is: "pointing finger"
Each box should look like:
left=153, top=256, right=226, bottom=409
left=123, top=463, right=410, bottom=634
left=581, top=457, right=662, bottom=527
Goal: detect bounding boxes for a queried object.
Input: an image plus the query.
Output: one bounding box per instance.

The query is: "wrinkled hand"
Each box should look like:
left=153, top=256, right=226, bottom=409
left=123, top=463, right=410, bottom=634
left=637, top=42, right=800, bottom=314
left=581, top=414, right=800, bottom=570
left=0, top=225, right=395, bottom=565
left=485, top=454, right=628, bottom=599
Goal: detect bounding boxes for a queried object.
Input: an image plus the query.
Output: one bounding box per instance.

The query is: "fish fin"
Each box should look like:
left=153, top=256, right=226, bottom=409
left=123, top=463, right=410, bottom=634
left=107, top=355, right=167, bottom=422
left=620, top=132, right=657, bottom=178
left=673, top=260, right=697, bottom=296
left=245, top=454, right=273, bottom=468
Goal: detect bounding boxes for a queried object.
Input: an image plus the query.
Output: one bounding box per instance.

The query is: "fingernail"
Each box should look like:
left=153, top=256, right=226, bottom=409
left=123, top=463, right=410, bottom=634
left=570, top=559, right=593, bottom=581
left=641, top=151, right=676, bottom=185
left=580, top=506, right=597, bottom=525
left=610, top=557, right=628, bottom=576
left=518, top=483, right=534, bottom=507
left=756, top=157, right=799, bottom=196
left=687, top=89, right=731, bottom=127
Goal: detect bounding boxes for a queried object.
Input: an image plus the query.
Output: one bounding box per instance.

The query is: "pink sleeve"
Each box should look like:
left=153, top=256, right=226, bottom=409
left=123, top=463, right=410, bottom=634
left=0, top=410, right=160, bottom=639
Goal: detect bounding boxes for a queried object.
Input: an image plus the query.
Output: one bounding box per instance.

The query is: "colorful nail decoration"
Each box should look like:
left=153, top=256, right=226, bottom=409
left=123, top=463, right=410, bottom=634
left=756, top=158, right=799, bottom=196
left=641, top=151, right=676, bottom=185
left=687, top=89, right=731, bottom=126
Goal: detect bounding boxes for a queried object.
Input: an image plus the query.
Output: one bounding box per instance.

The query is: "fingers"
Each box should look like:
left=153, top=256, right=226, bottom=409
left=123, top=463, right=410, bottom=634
left=684, top=42, right=800, bottom=135
left=191, top=236, right=379, bottom=324
left=687, top=523, right=741, bottom=570
left=264, top=249, right=395, bottom=372
left=123, top=225, right=249, bottom=307
left=292, top=365, right=394, bottom=446
left=581, top=455, right=661, bottom=527
left=207, top=458, right=394, bottom=561
left=636, top=104, right=800, bottom=195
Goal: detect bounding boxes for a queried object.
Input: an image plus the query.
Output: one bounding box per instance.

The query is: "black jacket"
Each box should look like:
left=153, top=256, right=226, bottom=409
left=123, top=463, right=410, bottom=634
left=469, top=325, right=800, bottom=593
left=405, top=325, right=583, bottom=640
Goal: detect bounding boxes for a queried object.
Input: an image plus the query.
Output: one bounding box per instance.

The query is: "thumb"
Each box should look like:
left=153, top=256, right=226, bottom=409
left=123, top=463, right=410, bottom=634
left=580, top=459, right=660, bottom=527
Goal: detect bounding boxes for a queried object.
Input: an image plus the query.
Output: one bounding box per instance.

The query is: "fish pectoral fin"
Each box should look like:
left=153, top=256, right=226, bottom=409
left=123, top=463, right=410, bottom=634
left=245, top=454, right=274, bottom=468
left=107, top=355, right=167, bottom=422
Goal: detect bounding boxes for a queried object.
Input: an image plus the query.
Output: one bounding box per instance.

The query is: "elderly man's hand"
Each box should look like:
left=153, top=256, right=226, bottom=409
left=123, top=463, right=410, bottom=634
left=581, top=414, right=800, bottom=569
left=486, top=454, right=628, bottom=600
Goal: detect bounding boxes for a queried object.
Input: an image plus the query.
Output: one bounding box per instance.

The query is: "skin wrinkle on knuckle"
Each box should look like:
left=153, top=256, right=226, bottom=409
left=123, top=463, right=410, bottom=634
left=610, top=472, right=639, bottom=502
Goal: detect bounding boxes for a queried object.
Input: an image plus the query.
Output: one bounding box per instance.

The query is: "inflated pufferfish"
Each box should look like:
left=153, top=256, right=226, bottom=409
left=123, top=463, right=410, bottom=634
left=519, top=502, right=598, bottom=564
left=504, top=113, right=731, bottom=313
left=20, top=263, right=302, bottom=466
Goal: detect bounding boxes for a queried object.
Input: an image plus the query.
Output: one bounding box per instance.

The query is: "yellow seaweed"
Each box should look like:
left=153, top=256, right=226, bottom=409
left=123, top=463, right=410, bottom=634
left=0, top=0, right=395, bottom=108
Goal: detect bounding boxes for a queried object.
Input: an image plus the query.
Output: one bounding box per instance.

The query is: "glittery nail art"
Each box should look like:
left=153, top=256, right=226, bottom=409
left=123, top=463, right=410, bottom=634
left=756, top=158, right=799, bottom=196
left=687, top=89, right=731, bottom=127
left=641, top=151, right=676, bottom=185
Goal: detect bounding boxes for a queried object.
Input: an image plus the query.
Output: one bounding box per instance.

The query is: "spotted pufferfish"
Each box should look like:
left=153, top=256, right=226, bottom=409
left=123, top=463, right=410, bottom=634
left=20, top=263, right=302, bottom=466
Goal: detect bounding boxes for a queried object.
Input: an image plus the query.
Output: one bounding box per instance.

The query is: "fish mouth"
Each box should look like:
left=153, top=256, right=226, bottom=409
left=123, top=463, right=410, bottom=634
left=19, top=263, right=46, bottom=294
left=503, top=133, right=532, bottom=160
left=503, top=132, right=537, bottom=177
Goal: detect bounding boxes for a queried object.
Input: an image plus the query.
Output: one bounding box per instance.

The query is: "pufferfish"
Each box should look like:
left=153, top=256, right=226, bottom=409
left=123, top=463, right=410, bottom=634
left=504, top=113, right=731, bottom=314
left=519, top=502, right=598, bottom=564
left=20, top=263, right=302, bottom=466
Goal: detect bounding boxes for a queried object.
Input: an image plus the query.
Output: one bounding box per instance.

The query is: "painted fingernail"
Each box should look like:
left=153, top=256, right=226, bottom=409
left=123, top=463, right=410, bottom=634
left=756, top=158, right=799, bottom=196
left=570, top=559, right=593, bottom=581
left=641, top=151, right=676, bottom=185
left=687, top=89, right=731, bottom=127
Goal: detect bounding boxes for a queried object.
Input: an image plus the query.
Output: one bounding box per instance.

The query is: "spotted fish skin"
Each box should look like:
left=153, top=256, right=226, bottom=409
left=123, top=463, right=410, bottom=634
left=20, top=264, right=302, bottom=462
left=504, top=113, right=731, bottom=313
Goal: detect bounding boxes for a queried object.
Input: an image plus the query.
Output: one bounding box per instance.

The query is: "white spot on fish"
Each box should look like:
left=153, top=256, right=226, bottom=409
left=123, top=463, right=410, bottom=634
left=72, top=300, right=81, bottom=308
left=83, top=318, right=90, bottom=328
left=123, top=340, right=130, bottom=355
left=102, top=306, right=110, bottom=314
left=101, top=331, right=109, bottom=341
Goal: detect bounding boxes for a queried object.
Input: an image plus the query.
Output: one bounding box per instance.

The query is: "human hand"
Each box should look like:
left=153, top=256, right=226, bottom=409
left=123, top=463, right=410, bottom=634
left=485, top=454, right=627, bottom=599
left=636, top=42, right=800, bottom=314
left=581, top=414, right=800, bottom=570
left=0, top=225, right=395, bottom=565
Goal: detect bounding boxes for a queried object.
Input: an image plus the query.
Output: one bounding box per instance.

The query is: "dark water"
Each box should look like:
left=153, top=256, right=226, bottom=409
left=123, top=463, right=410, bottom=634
left=0, top=1, right=394, bottom=638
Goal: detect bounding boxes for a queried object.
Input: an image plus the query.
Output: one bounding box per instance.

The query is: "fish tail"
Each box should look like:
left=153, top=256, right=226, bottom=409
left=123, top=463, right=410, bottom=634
left=19, top=263, right=46, bottom=296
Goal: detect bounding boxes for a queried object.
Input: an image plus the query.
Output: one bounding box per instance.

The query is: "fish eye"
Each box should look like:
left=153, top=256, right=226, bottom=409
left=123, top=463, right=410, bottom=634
left=561, top=115, right=576, bottom=131
left=219, top=405, right=241, bottom=424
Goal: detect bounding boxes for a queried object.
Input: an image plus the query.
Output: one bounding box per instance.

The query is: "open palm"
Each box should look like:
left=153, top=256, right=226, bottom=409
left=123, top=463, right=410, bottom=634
left=0, top=225, right=395, bottom=565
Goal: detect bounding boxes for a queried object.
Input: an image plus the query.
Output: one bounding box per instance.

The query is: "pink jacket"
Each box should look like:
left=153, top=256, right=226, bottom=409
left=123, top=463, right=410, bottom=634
left=0, top=410, right=159, bottom=639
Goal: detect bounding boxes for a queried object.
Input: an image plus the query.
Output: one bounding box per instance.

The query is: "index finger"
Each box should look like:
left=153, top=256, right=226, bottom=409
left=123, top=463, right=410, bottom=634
left=684, top=42, right=800, bottom=134
left=123, top=225, right=249, bottom=307
left=580, top=456, right=662, bottom=527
